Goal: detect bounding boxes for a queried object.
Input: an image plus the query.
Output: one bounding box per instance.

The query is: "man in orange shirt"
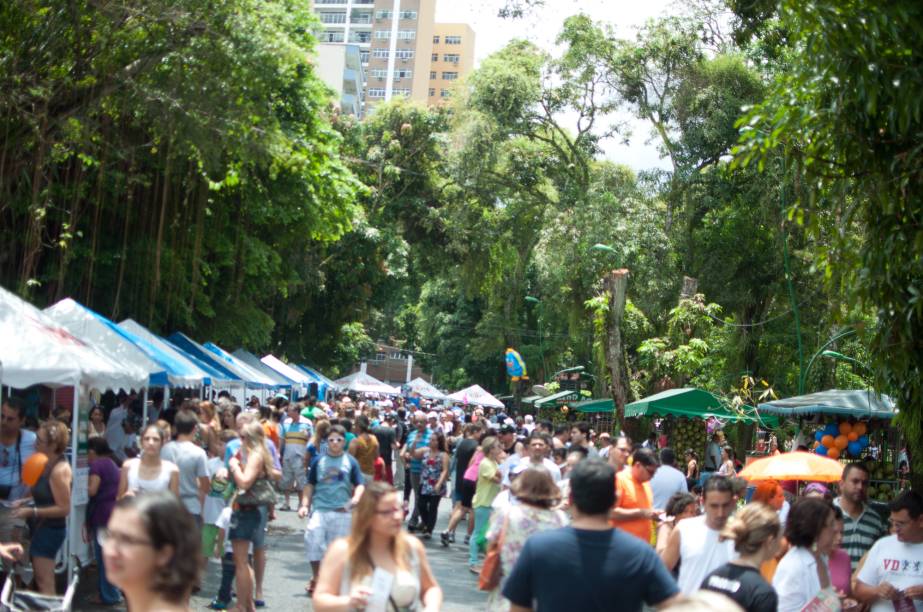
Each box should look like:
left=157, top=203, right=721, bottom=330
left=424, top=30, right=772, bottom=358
left=611, top=448, right=663, bottom=543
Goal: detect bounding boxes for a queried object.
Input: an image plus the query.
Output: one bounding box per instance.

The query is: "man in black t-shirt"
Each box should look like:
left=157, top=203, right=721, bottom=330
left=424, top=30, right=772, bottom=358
left=440, top=423, right=480, bottom=546
left=372, top=415, right=397, bottom=484
left=503, top=459, right=679, bottom=611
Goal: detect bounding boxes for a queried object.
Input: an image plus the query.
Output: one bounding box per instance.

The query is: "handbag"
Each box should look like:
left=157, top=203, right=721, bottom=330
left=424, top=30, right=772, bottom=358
left=235, top=475, right=276, bottom=507
left=478, top=510, right=509, bottom=591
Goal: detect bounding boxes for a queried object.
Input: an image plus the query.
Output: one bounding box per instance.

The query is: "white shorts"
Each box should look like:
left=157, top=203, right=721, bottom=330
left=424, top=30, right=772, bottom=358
left=281, top=455, right=307, bottom=490
left=304, top=510, right=352, bottom=562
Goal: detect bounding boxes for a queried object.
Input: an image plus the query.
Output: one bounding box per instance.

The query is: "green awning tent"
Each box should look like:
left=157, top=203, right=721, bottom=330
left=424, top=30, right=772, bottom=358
left=571, top=398, right=614, bottom=413
left=625, top=388, right=777, bottom=426
left=534, top=389, right=584, bottom=408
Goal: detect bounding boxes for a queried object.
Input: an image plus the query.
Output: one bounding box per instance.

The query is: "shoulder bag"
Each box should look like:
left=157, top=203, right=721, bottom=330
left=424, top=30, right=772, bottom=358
left=478, top=509, right=509, bottom=591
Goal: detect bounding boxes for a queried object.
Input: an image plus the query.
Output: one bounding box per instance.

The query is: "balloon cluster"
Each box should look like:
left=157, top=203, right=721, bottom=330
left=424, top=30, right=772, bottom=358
left=813, top=421, right=869, bottom=459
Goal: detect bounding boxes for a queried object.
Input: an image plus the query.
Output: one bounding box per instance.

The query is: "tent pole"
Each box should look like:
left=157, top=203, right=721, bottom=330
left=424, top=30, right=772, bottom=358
left=164, top=386, right=171, bottom=421
left=67, top=384, right=80, bottom=584
left=142, top=387, right=149, bottom=427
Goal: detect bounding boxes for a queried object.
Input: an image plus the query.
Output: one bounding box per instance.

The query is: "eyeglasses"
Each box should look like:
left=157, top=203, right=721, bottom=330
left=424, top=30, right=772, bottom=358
left=97, top=528, right=153, bottom=550
left=327, top=437, right=345, bottom=444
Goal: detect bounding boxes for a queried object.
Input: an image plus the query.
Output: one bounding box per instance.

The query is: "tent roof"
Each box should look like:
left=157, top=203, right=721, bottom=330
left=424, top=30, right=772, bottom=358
left=447, top=384, right=504, bottom=409
left=167, top=332, right=260, bottom=386
left=203, top=342, right=278, bottom=388
left=334, top=371, right=400, bottom=395
left=626, top=388, right=773, bottom=424
left=232, top=350, right=295, bottom=387
left=118, top=319, right=230, bottom=386
left=0, top=286, right=147, bottom=391
left=406, top=377, right=446, bottom=400
left=571, top=398, right=615, bottom=413
left=295, top=365, right=337, bottom=389
left=261, top=354, right=313, bottom=385
left=758, top=389, right=896, bottom=419
left=46, top=299, right=204, bottom=388
left=534, top=389, right=583, bottom=408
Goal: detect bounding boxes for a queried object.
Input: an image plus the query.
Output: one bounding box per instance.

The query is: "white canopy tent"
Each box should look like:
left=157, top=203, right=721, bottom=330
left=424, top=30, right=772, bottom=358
left=406, top=377, right=447, bottom=400
left=0, top=286, right=148, bottom=581
left=334, top=371, right=400, bottom=395
left=261, top=354, right=313, bottom=393
left=447, top=384, right=505, bottom=409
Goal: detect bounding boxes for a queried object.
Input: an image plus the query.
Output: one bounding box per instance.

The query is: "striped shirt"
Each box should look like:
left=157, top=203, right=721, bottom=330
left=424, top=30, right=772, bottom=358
left=834, top=497, right=889, bottom=569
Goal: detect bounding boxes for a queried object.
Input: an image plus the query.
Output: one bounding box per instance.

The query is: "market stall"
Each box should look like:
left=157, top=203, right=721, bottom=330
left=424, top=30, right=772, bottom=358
left=334, top=370, right=400, bottom=395
left=295, top=364, right=337, bottom=401
left=447, top=384, right=504, bottom=409
left=232, top=349, right=297, bottom=391
left=404, top=377, right=447, bottom=401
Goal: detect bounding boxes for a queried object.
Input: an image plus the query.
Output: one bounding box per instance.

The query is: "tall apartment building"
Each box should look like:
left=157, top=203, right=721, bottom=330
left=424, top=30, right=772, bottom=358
left=310, top=0, right=474, bottom=112
left=428, top=24, right=475, bottom=105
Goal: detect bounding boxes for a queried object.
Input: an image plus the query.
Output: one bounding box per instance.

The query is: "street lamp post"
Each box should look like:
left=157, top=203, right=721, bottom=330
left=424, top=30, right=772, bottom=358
left=524, top=296, right=546, bottom=380
left=799, top=328, right=857, bottom=393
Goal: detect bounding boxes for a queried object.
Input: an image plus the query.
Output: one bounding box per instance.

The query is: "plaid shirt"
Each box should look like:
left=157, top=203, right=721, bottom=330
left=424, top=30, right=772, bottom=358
left=834, top=497, right=889, bottom=570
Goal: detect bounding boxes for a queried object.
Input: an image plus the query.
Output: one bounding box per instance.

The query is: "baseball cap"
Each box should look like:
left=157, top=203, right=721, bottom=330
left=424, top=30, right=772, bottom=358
left=499, top=424, right=516, bottom=435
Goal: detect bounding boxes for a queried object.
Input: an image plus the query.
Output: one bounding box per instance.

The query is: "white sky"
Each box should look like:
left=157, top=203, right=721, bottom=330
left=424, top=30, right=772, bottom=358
left=436, top=0, right=679, bottom=172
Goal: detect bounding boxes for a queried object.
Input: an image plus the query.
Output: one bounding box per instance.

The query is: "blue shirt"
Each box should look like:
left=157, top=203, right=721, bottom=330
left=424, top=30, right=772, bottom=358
left=405, top=427, right=431, bottom=473
left=503, top=527, right=679, bottom=611
left=0, top=429, right=36, bottom=500
left=308, top=453, right=363, bottom=511
left=224, top=439, right=282, bottom=472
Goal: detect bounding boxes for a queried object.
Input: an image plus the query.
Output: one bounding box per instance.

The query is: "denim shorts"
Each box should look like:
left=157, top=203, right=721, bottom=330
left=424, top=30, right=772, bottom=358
left=31, top=525, right=66, bottom=559
left=228, top=506, right=268, bottom=548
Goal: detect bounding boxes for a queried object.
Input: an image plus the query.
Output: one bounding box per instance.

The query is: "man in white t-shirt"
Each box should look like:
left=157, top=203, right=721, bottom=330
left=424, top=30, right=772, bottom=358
left=509, top=432, right=562, bottom=484
left=650, top=448, right=689, bottom=511
left=855, top=490, right=923, bottom=612
left=661, top=474, right=736, bottom=594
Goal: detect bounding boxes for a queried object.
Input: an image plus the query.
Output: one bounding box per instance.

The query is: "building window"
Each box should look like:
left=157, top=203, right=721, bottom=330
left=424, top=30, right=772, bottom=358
left=350, top=11, right=372, bottom=24
left=394, top=69, right=412, bottom=79
left=432, top=35, right=440, bottom=44
left=374, top=9, right=392, bottom=19
left=359, top=50, right=370, bottom=63
left=374, top=30, right=390, bottom=39
left=443, top=53, right=460, bottom=64
left=373, top=48, right=390, bottom=59
left=398, top=10, right=417, bottom=19
left=429, top=71, right=436, bottom=79
left=319, top=13, right=346, bottom=24
left=445, top=35, right=462, bottom=45
left=397, top=30, right=415, bottom=40
left=440, top=88, right=451, bottom=98
left=394, top=88, right=411, bottom=97
left=367, top=88, right=386, bottom=98
left=429, top=88, right=435, bottom=96
left=349, top=31, right=371, bottom=43
left=370, top=69, right=388, bottom=79
left=395, top=49, right=414, bottom=60
left=320, top=31, right=345, bottom=43
left=442, top=71, right=458, bottom=80
left=431, top=52, right=438, bottom=62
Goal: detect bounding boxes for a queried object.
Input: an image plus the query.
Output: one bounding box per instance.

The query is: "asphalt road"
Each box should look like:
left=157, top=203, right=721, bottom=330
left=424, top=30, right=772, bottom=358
left=75, top=498, right=487, bottom=611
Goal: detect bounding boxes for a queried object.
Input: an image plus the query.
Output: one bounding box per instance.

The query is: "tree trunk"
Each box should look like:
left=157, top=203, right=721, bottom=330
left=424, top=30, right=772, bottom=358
left=605, top=268, right=635, bottom=437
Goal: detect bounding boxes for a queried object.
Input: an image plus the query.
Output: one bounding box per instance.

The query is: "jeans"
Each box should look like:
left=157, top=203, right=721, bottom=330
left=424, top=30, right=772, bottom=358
left=408, top=471, right=423, bottom=525
left=468, top=506, right=493, bottom=566
left=92, top=529, right=121, bottom=604
left=217, top=551, right=236, bottom=603
left=418, top=494, right=441, bottom=534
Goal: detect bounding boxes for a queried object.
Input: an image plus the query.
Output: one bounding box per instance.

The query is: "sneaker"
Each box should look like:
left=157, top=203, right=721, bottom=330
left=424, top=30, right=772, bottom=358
left=422, top=532, right=432, bottom=540
left=464, top=534, right=470, bottom=545
left=208, top=599, right=230, bottom=610
left=449, top=532, right=456, bottom=543
left=440, top=531, right=450, bottom=547
left=407, top=522, right=419, bottom=532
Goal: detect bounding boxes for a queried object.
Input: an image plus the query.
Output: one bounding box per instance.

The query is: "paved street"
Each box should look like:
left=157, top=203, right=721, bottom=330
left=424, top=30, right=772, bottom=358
left=76, top=498, right=487, bottom=611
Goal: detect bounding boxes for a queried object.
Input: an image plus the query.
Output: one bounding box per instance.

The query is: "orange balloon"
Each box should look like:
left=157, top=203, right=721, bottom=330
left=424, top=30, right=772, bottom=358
left=821, top=435, right=836, bottom=448
left=854, top=422, right=867, bottom=436
left=835, top=435, right=849, bottom=450
left=847, top=432, right=859, bottom=442
left=827, top=447, right=841, bottom=460
left=22, top=452, right=48, bottom=487
left=839, top=422, right=853, bottom=435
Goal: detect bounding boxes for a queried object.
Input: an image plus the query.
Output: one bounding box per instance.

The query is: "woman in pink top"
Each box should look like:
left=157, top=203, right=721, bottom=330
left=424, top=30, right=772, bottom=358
left=823, top=505, right=858, bottom=609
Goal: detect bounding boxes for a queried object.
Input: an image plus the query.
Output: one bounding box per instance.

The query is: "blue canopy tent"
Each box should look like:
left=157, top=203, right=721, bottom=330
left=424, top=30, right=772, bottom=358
left=168, top=332, right=274, bottom=402
left=232, top=349, right=297, bottom=390
left=203, top=341, right=278, bottom=390
left=294, top=364, right=336, bottom=400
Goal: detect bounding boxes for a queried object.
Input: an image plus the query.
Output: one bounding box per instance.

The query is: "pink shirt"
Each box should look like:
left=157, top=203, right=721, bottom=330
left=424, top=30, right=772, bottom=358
left=463, top=449, right=484, bottom=482
left=828, top=548, right=852, bottom=595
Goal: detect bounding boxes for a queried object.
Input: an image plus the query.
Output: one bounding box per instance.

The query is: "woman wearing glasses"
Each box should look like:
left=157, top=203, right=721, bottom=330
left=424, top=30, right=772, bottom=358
left=99, top=491, right=201, bottom=612
left=11, top=420, right=72, bottom=595
left=312, top=481, right=443, bottom=612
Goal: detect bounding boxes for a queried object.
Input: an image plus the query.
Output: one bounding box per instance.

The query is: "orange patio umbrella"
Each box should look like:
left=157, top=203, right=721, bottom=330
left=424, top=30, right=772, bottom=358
left=738, top=451, right=844, bottom=482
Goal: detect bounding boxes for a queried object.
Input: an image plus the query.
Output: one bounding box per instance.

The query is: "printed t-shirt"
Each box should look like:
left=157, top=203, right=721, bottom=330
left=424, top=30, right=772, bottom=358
left=473, top=457, right=500, bottom=508
left=308, top=453, right=364, bottom=512
left=281, top=417, right=313, bottom=460
left=502, top=526, right=678, bottom=611
left=701, top=563, right=778, bottom=612
left=612, top=469, right=655, bottom=542
left=856, top=534, right=923, bottom=612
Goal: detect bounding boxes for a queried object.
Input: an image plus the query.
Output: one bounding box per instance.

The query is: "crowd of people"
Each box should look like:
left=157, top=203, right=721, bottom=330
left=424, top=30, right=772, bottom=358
left=1, top=390, right=923, bottom=611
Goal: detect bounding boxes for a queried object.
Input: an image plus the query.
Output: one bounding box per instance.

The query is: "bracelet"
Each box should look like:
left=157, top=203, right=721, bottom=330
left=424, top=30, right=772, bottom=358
left=32, top=507, right=37, bottom=519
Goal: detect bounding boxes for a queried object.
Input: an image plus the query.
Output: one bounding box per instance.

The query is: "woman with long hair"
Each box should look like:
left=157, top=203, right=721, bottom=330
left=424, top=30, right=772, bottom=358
left=349, top=414, right=380, bottom=483
left=198, top=400, right=220, bottom=454
left=701, top=502, right=781, bottom=612
left=118, top=424, right=179, bottom=498
left=11, top=420, right=72, bottom=594
left=684, top=450, right=699, bottom=489
left=88, top=405, right=106, bottom=439
left=313, top=482, right=442, bottom=612
left=469, top=436, right=504, bottom=573
left=100, top=491, right=201, bottom=612
left=484, top=467, right=568, bottom=611
left=415, top=431, right=450, bottom=539
left=228, top=421, right=276, bottom=612
left=308, top=419, right=331, bottom=465
left=772, top=497, right=841, bottom=612
left=718, top=446, right=737, bottom=477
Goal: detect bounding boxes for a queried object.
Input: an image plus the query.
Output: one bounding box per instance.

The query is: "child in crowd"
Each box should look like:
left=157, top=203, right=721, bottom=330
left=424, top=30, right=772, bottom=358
left=202, top=431, right=237, bottom=573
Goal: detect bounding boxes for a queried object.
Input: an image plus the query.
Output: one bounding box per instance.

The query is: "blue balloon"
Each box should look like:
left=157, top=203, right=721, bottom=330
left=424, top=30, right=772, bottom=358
left=859, top=435, right=869, bottom=447
left=816, top=445, right=828, bottom=456
left=815, top=431, right=824, bottom=442
left=847, top=441, right=862, bottom=457
left=825, top=423, right=839, bottom=436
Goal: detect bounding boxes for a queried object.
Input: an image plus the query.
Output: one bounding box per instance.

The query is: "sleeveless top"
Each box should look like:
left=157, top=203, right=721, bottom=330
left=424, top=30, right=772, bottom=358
left=33, top=456, right=67, bottom=528
left=339, top=546, right=421, bottom=611
left=352, top=434, right=379, bottom=475
left=676, top=515, right=734, bottom=594
left=127, top=459, right=177, bottom=494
